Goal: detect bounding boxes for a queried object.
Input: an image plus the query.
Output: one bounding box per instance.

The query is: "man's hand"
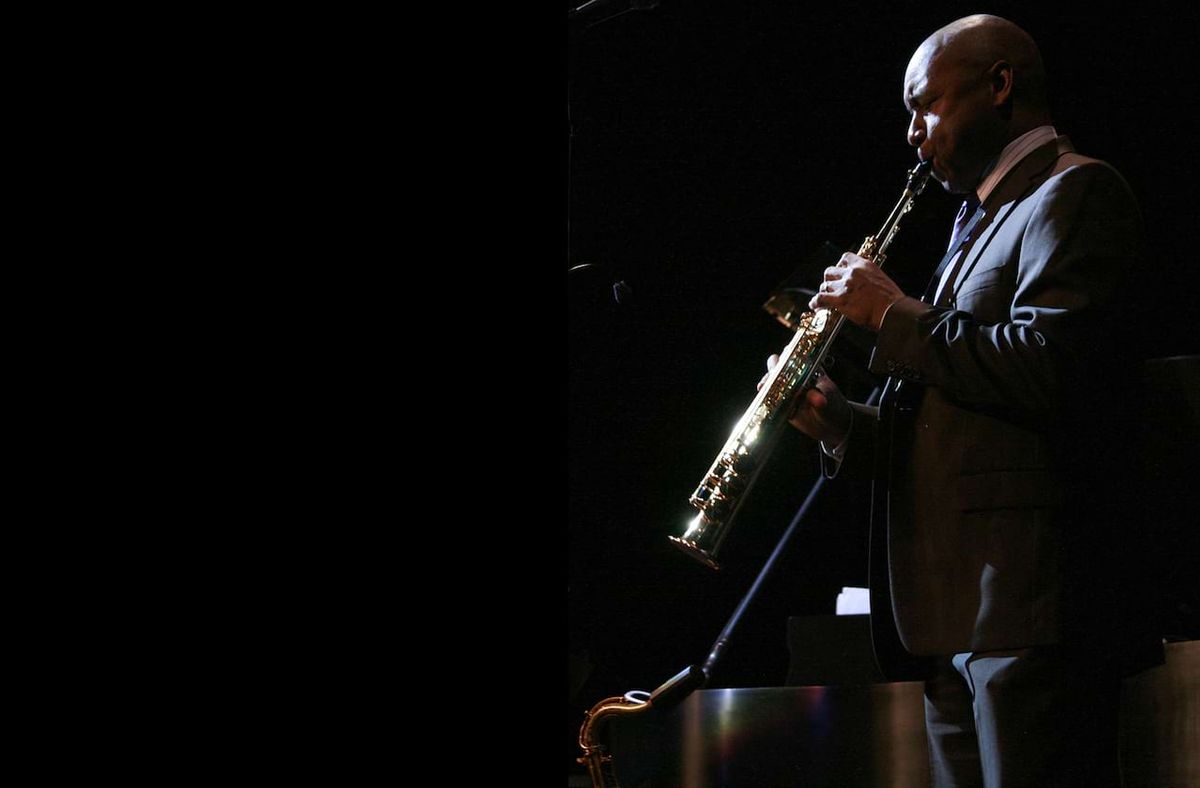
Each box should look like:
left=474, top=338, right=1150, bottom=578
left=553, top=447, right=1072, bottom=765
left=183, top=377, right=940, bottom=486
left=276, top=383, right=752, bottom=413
left=759, top=355, right=852, bottom=446
left=808, top=252, right=906, bottom=331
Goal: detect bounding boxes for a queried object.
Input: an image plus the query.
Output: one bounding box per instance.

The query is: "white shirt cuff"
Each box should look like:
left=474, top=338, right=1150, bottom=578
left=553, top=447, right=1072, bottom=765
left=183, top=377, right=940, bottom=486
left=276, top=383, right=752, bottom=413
left=819, top=407, right=853, bottom=461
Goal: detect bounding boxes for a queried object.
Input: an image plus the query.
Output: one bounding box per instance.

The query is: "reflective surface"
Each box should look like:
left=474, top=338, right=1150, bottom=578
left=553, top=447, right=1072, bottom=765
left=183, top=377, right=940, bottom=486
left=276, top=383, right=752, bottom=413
left=609, top=682, right=930, bottom=788
left=606, top=641, right=1198, bottom=788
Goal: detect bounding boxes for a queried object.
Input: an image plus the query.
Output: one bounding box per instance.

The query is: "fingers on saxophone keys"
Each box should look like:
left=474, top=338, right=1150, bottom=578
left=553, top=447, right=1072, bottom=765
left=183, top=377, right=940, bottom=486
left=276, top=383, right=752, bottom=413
left=758, top=353, right=781, bottom=390
left=809, top=290, right=837, bottom=312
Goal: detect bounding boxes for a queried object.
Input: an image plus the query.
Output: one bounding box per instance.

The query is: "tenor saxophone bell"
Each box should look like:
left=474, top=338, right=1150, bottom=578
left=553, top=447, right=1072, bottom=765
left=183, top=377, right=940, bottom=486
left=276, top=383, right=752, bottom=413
left=671, top=160, right=932, bottom=570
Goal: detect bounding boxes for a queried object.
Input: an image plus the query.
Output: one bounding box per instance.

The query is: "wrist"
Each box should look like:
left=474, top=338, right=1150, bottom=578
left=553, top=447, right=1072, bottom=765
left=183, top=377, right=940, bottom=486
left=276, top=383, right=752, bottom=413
left=874, top=296, right=903, bottom=332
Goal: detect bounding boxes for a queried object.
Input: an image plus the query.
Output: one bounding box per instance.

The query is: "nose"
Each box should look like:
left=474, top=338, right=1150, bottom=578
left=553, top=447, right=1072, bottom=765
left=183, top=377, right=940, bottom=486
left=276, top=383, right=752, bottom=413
left=907, top=113, right=924, bottom=148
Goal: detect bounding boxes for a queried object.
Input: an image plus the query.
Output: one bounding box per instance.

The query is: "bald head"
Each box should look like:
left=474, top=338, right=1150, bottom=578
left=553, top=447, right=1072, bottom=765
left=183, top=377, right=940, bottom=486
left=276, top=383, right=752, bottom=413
left=914, top=15, right=1048, bottom=114
left=902, top=15, right=1052, bottom=192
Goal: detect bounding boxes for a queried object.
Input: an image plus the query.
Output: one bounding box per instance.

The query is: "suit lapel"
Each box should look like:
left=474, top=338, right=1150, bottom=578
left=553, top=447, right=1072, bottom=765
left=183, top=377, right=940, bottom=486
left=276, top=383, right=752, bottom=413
left=943, top=136, right=1073, bottom=304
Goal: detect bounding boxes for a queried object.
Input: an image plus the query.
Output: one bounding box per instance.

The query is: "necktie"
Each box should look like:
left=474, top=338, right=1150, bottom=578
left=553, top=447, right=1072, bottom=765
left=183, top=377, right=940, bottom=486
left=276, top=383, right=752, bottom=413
left=947, top=195, right=981, bottom=252
left=932, top=194, right=981, bottom=305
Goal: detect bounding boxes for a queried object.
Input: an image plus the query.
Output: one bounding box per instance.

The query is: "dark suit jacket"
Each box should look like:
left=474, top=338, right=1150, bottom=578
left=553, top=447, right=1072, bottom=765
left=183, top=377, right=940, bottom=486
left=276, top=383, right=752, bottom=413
left=841, top=137, right=1154, bottom=678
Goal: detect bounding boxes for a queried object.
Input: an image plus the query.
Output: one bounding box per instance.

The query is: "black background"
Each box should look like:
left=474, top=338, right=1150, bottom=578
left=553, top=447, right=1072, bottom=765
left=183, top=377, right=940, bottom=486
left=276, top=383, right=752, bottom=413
left=566, top=0, right=1198, bottom=774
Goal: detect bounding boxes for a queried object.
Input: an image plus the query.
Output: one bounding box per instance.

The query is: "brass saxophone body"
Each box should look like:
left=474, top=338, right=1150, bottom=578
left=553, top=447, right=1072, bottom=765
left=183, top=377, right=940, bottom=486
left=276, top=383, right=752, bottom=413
left=577, top=694, right=648, bottom=787
left=670, top=160, right=932, bottom=569
left=577, top=665, right=705, bottom=787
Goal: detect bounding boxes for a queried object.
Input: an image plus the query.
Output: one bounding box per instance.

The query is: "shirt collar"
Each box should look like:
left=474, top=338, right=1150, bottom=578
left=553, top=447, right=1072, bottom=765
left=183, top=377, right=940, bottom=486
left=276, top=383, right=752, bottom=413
left=973, top=125, right=1058, bottom=204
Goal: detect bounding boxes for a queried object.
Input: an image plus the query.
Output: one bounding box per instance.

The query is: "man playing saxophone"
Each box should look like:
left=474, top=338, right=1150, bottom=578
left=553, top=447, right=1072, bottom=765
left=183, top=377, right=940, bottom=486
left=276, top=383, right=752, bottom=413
left=772, top=14, right=1157, bottom=788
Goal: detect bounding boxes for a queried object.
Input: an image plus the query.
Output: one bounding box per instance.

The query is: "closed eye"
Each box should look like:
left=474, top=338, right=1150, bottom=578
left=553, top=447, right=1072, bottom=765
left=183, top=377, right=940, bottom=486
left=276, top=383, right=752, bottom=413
left=907, top=93, right=936, bottom=113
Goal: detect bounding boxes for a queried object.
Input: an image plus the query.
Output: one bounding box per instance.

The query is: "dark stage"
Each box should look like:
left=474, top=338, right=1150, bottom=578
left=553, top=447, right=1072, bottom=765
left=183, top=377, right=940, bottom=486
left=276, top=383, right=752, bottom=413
left=567, top=1, right=1199, bottom=782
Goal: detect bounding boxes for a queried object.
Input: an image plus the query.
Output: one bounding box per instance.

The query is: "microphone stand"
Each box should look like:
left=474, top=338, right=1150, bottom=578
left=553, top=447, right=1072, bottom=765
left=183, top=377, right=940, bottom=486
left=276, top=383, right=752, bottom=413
left=578, top=386, right=881, bottom=786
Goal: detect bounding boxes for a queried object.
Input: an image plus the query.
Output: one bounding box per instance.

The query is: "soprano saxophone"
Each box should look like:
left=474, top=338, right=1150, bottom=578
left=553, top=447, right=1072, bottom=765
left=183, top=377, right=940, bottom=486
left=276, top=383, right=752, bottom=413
left=670, top=160, right=932, bottom=569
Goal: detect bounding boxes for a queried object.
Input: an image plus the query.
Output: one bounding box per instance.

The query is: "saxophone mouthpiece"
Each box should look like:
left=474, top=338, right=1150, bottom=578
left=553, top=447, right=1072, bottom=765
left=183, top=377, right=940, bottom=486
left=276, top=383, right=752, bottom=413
left=908, top=160, right=934, bottom=193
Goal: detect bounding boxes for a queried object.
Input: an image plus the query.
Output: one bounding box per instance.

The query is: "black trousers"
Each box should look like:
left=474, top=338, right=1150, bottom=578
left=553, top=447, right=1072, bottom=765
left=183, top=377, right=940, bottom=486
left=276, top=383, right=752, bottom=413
left=923, top=647, right=1122, bottom=787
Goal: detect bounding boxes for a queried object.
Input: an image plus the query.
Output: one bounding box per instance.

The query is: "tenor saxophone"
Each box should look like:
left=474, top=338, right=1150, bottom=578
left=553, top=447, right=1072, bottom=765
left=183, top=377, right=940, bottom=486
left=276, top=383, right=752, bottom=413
left=670, top=160, right=932, bottom=569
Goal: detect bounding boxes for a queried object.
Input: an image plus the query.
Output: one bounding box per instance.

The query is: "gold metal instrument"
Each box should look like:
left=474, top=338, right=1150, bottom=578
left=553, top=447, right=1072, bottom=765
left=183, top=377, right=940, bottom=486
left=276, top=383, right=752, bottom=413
left=577, top=665, right=705, bottom=787
left=670, top=160, right=933, bottom=569
left=577, top=693, right=649, bottom=787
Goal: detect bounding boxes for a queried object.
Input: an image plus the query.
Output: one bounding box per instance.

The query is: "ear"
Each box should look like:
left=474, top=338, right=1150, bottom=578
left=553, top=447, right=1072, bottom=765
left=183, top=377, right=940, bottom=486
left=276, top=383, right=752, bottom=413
left=988, top=60, right=1014, bottom=106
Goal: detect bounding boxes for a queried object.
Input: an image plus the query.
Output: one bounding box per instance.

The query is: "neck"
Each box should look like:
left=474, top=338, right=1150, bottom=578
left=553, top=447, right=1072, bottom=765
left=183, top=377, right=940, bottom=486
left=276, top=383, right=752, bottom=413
left=1008, top=108, right=1053, bottom=141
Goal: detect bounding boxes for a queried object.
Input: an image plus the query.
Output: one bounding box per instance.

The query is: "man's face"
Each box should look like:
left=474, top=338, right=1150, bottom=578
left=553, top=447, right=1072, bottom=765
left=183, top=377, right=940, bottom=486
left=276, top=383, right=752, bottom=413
left=903, top=43, right=999, bottom=194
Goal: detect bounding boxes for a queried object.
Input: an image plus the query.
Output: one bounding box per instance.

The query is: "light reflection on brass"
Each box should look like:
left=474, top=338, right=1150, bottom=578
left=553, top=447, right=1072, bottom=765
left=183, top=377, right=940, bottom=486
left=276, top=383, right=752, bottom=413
left=673, top=161, right=932, bottom=571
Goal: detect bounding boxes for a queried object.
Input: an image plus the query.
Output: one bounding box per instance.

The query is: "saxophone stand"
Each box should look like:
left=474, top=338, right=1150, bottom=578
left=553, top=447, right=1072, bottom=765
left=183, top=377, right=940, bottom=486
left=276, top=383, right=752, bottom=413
left=578, top=389, right=880, bottom=787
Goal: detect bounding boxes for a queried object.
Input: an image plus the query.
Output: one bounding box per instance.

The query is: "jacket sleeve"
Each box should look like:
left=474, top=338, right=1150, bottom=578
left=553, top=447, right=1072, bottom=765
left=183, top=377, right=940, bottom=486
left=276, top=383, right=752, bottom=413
left=868, top=162, right=1141, bottom=416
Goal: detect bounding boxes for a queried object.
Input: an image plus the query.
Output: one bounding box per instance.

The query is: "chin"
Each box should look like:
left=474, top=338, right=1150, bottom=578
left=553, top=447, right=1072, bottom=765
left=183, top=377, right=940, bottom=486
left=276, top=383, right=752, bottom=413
left=941, top=174, right=972, bottom=194
left=926, top=161, right=952, bottom=191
